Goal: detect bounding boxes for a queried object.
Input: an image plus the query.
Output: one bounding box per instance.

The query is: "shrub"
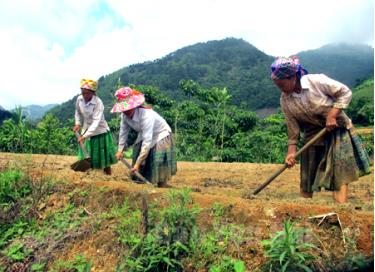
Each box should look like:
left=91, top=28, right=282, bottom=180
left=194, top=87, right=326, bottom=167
left=262, top=220, right=316, bottom=272
left=0, top=169, right=30, bottom=206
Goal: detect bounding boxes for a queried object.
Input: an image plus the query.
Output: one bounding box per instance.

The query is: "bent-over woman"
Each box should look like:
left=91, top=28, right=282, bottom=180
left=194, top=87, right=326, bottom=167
left=271, top=56, right=370, bottom=203
left=111, top=86, right=177, bottom=186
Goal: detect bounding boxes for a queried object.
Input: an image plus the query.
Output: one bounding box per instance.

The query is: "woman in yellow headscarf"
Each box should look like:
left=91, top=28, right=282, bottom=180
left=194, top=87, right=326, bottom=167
left=73, top=78, right=117, bottom=175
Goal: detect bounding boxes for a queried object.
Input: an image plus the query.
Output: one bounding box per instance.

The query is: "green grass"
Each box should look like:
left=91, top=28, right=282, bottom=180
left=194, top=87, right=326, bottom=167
left=261, top=220, right=317, bottom=272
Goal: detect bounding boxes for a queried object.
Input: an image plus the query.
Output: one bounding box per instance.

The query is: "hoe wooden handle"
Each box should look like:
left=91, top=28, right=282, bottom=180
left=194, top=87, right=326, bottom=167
left=251, top=128, right=327, bottom=196
left=75, top=131, right=90, bottom=159
left=119, top=158, right=152, bottom=185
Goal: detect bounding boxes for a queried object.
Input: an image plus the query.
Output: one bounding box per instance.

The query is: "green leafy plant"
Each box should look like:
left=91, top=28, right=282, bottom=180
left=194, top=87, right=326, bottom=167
left=186, top=203, right=246, bottom=270
left=0, top=107, right=31, bottom=153
left=114, top=199, right=143, bottom=249
left=46, top=203, right=87, bottom=234
left=116, top=189, right=200, bottom=272
left=209, top=256, right=246, bottom=272
left=0, top=221, right=29, bottom=248
left=53, top=255, right=92, bottom=272
left=31, top=262, right=46, bottom=271
left=262, top=220, right=316, bottom=272
left=0, top=169, right=29, bottom=205
left=1, top=243, right=31, bottom=262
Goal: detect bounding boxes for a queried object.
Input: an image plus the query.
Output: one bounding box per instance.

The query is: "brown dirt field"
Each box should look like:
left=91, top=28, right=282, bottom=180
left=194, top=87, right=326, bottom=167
left=0, top=152, right=373, bottom=271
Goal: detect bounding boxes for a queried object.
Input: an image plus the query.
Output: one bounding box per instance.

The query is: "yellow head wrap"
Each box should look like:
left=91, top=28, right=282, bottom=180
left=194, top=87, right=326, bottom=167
left=80, top=79, right=98, bottom=92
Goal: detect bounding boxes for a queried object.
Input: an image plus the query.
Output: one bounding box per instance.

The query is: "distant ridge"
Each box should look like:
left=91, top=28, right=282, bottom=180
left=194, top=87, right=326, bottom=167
left=49, top=38, right=374, bottom=122
left=15, top=104, right=58, bottom=121
left=298, top=43, right=374, bottom=87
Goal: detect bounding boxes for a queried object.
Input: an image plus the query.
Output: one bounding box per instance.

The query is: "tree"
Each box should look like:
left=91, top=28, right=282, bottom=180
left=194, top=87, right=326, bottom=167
left=31, top=114, right=75, bottom=155
left=0, top=106, right=31, bottom=153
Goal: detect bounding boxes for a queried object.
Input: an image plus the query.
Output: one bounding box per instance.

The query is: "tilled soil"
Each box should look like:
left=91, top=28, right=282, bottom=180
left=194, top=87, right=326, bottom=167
left=0, top=152, right=373, bottom=271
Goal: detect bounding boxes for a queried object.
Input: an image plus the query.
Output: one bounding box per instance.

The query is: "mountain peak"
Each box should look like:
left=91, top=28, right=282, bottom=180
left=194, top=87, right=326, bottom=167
left=299, top=42, right=373, bottom=55
left=49, top=38, right=373, bottom=123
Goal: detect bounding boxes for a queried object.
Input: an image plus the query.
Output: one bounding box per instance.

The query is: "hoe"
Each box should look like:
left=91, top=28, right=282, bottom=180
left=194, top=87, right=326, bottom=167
left=71, top=131, right=91, bottom=172
left=245, top=128, right=327, bottom=199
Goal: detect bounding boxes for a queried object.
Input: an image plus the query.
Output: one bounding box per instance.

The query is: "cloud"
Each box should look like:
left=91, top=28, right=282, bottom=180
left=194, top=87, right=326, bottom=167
left=0, top=0, right=372, bottom=110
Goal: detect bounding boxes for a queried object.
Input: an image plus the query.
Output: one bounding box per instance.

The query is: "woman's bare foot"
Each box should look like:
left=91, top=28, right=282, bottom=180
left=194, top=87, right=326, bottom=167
left=333, top=184, right=348, bottom=203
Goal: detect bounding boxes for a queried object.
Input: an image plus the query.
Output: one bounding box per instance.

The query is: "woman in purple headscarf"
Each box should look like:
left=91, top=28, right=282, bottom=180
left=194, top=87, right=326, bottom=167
left=271, top=56, right=370, bottom=203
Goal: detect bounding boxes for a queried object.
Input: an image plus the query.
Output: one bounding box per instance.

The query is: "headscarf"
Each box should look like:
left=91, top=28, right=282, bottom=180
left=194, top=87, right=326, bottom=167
left=110, top=87, right=145, bottom=113
left=271, top=56, right=308, bottom=80
left=80, top=79, right=98, bottom=92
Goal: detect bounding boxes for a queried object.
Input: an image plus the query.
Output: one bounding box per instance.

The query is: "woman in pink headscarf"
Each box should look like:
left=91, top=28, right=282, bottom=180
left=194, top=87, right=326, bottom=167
left=271, top=56, right=370, bottom=203
left=111, top=86, right=177, bottom=186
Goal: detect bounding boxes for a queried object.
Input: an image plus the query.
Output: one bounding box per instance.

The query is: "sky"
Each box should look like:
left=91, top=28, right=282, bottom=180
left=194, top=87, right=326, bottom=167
left=0, top=0, right=373, bottom=110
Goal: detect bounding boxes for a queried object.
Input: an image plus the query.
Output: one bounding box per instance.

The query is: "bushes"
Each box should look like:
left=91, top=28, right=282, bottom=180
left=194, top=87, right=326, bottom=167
left=347, top=78, right=374, bottom=126
left=1, top=82, right=372, bottom=164
left=0, top=108, right=76, bottom=155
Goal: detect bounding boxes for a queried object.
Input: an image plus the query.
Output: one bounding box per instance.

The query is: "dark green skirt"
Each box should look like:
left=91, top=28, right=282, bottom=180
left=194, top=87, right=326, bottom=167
left=78, top=131, right=117, bottom=169
left=300, top=127, right=370, bottom=193
left=132, top=134, right=177, bottom=186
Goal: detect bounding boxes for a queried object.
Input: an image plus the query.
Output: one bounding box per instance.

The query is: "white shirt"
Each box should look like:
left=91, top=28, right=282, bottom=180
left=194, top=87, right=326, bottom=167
left=118, top=107, right=171, bottom=165
left=75, top=95, right=110, bottom=138
left=281, top=74, right=353, bottom=145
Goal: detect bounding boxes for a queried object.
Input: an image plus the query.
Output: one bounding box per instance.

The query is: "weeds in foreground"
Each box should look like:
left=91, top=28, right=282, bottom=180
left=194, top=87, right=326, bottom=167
left=116, top=189, right=199, bottom=272
left=261, top=220, right=316, bottom=272
left=187, top=203, right=246, bottom=271
left=51, top=255, right=92, bottom=272
left=0, top=165, right=92, bottom=272
left=209, top=256, right=246, bottom=272
left=336, top=228, right=372, bottom=271
left=115, top=191, right=247, bottom=272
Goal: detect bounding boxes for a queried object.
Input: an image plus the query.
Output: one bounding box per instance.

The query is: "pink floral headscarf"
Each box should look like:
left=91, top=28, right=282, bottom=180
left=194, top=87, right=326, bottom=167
left=110, top=87, right=145, bottom=113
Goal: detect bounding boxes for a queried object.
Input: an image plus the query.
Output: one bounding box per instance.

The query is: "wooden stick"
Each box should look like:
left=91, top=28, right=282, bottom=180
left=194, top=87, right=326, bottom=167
left=119, top=158, right=152, bottom=185
left=249, top=128, right=327, bottom=197
left=74, top=131, right=90, bottom=159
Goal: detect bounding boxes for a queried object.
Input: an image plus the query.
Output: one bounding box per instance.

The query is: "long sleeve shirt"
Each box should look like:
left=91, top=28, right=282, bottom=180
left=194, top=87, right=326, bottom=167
left=118, top=107, right=171, bottom=165
left=280, top=74, right=353, bottom=145
left=74, top=95, right=110, bottom=138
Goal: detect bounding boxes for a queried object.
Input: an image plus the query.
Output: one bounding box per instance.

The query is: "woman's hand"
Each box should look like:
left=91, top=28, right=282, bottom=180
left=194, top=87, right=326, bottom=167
left=285, top=153, right=296, bottom=168
left=285, top=144, right=297, bottom=168
left=73, top=124, right=80, bottom=132
left=326, top=108, right=340, bottom=131
left=115, top=151, right=123, bottom=160
left=326, top=116, right=338, bottom=131
left=131, top=164, right=140, bottom=173
left=78, top=136, right=85, bottom=144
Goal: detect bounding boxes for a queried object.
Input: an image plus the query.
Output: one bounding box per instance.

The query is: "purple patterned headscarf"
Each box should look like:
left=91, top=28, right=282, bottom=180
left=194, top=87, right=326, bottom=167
left=271, top=56, right=308, bottom=80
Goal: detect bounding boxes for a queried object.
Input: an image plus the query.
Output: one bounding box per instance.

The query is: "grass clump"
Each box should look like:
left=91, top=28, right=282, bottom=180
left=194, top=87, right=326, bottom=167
left=261, top=220, right=316, bottom=272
